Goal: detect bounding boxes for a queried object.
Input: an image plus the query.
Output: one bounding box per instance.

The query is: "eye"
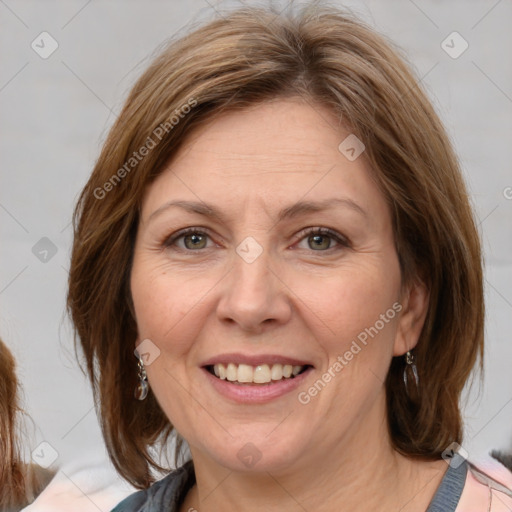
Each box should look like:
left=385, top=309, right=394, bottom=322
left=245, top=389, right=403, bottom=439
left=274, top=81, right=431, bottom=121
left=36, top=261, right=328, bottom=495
left=164, top=228, right=212, bottom=251
left=162, top=226, right=349, bottom=253
left=295, top=227, right=349, bottom=252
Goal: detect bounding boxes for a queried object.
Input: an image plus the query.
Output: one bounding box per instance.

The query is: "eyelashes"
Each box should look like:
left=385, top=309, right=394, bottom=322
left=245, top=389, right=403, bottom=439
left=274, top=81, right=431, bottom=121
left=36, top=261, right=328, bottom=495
left=162, top=226, right=351, bottom=253
left=294, top=227, right=350, bottom=251
left=164, top=228, right=212, bottom=251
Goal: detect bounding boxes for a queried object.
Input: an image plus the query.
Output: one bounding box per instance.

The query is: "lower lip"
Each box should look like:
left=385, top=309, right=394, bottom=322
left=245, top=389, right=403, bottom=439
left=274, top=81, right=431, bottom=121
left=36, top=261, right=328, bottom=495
left=202, top=367, right=313, bottom=404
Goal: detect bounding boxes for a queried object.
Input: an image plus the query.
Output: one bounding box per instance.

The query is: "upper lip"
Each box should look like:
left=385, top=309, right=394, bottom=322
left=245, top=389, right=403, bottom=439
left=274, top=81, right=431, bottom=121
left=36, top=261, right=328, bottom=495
left=201, top=353, right=313, bottom=368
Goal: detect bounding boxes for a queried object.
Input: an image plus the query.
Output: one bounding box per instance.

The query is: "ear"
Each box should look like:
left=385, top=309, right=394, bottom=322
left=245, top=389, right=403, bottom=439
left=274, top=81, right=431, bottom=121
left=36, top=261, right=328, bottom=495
left=393, top=278, right=430, bottom=356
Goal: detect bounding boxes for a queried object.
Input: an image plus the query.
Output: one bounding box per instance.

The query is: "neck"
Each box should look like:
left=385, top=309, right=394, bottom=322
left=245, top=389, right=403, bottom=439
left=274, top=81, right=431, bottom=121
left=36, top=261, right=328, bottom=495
left=183, top=392, right=447, bottom=512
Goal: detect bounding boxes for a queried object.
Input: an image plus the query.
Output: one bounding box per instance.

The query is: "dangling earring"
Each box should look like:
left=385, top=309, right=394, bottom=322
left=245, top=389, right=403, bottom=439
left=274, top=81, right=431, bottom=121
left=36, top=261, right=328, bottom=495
left=403, top=350, right=419, bottom=397
left=134, top=355, right=149, bottom=400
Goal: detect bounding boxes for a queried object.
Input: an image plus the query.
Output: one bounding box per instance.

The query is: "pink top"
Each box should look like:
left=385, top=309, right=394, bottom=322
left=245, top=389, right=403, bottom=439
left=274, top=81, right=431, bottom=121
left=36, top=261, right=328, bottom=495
left=456, top=458, right=512, bottom=511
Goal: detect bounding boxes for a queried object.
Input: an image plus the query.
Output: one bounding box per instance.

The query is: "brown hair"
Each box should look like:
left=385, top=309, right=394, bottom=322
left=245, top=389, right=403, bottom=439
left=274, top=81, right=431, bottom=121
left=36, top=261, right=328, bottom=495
left=0, top=338, right=53, bottom=509
left=67, top=3, right=484, bottom=489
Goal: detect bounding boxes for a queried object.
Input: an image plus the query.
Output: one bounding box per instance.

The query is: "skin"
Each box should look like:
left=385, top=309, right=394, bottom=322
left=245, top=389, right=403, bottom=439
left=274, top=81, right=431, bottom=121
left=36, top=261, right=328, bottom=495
left=130, top=97, right=448, bottom=511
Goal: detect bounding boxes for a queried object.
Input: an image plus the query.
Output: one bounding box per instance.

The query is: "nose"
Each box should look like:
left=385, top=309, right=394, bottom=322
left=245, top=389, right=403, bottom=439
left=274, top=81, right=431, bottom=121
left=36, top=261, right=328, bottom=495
left=216, top=242, right=292, bottom=334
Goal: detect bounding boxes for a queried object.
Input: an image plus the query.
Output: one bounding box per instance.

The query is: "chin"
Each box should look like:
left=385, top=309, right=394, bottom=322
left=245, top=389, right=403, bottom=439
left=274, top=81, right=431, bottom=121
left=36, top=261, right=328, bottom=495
left=195, top=429, right=308, bottom=474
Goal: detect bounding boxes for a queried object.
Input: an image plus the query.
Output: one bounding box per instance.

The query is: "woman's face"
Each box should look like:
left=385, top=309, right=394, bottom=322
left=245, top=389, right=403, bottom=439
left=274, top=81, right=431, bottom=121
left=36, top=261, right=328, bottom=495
left=130, top=98, right=426, bottom=473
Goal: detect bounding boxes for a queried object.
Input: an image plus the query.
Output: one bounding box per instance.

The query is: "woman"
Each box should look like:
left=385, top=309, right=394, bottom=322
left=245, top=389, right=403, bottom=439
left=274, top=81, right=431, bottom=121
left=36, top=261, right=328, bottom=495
left=67, top=3, right=512, bottom=511
left=0, top=338, right=54, bottom=511
left=0, top=336, right=133, bottom=512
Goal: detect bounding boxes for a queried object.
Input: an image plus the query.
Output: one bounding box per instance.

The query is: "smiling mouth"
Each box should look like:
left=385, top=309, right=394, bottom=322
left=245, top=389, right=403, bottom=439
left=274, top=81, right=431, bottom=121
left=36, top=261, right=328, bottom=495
left=205, top=363, right=311, bottom=385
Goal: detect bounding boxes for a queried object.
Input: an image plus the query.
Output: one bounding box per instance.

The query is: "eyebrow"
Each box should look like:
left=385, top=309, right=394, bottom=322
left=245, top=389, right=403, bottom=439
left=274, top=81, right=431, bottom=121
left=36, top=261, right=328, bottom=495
left=147, top=197, right=367, bottom=224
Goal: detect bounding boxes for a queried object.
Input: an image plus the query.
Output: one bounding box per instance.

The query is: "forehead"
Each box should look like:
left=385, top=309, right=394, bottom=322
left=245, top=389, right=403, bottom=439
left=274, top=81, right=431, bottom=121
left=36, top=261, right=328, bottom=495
left=140, top=98, right=384, bottom=222
left=170, top=98, right=348, bottom=174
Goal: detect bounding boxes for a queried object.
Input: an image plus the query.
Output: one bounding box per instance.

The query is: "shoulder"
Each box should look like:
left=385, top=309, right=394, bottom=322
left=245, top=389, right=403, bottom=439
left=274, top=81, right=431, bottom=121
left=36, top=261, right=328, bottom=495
left=111, top=461, right=195, bottom=512
left=21, top=451, right=135, bottom=512
left=456, top=456, right=512, bottom=511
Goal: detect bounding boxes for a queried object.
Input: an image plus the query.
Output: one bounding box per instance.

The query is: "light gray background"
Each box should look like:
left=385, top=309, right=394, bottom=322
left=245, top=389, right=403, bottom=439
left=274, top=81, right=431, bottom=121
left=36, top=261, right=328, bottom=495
left=1, top=0, right=511, bottom=470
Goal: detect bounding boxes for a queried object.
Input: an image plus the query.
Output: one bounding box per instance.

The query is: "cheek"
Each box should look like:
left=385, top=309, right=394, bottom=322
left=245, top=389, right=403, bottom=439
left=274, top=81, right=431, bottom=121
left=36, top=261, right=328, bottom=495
left=292, top=263, right=402, bottom=388
left=130, top=260, right=216, bottom=355
left=300, top=267, right=401, bottom=416
left=295, top=263, right=401, bottom=340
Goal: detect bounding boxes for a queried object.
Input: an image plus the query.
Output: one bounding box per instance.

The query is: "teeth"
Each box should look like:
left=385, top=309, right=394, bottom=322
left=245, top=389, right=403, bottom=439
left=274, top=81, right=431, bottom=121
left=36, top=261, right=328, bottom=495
left=270, top=364, right=282, bottom=380
left=226, top=363, right=237, bottom=382
left=253, top=364, right=271, bottom=383
left=237, top=364, right=253, bottom=383
left=212, top=363, right=305, bottom=384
